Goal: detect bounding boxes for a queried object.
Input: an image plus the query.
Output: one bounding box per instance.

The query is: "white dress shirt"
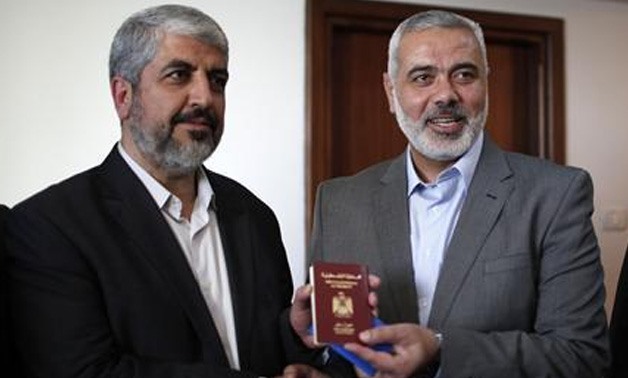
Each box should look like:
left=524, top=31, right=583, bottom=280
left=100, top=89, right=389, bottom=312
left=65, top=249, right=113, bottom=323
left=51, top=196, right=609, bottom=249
left=118, top=143, right=240, bottom=369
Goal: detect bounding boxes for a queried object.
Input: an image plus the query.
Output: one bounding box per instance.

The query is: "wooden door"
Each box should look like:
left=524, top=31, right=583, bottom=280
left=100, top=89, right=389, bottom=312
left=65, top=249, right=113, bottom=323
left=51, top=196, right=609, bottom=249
left=306, top=0, right=565, bottom=228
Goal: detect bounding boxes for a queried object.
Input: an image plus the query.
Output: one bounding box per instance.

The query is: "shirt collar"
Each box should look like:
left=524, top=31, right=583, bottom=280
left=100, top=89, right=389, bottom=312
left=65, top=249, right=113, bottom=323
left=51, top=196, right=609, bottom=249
left=406, top=131, right=484, bottom=196
left=117, top=142, right=214, bottom=214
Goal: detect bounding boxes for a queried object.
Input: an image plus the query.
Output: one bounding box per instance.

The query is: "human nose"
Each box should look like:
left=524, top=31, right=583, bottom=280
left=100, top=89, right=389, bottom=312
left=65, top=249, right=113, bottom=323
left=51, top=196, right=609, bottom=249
left=432, top=78, right=460, bottom=106
left=188, top=75, right=214, bottom=108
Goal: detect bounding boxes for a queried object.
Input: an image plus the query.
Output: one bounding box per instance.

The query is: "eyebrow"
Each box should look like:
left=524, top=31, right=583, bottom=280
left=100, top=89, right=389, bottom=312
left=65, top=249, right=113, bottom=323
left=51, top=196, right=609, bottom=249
left=406, top=62, right=480, bottom=77
left=160, top=59, right=194, bottom=74
left=407, top=65, right=437, bottom=76
left=160, top=59, right=229, bottom=78
left=210, top=68, right=229, bottom=78
left=450, top=62, right=480, bottom=73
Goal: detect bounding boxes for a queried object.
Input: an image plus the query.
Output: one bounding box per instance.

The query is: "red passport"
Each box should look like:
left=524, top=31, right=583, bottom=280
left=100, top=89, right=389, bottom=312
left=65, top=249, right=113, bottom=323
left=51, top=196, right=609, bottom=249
left=310, top=261, right=371, bottom=344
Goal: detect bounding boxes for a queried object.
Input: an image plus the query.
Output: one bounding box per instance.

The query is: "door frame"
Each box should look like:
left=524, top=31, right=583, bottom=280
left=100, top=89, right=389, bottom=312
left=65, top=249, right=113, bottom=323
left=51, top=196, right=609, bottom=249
left=306, top=0, right=565, bottom=229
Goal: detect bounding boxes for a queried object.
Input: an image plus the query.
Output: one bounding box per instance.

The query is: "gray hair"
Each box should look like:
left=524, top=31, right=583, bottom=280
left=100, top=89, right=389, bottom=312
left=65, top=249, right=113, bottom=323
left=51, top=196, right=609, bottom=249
left=387, top=10, right=487, bottom=79
left=109, top=4, right=229, bottom=86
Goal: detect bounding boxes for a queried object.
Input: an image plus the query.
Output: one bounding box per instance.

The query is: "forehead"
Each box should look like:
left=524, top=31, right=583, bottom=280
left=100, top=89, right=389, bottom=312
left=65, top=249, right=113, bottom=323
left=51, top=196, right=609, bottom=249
left=151, top=33, right=227, bottom=68
left=397, top=26, right=482, bottom=70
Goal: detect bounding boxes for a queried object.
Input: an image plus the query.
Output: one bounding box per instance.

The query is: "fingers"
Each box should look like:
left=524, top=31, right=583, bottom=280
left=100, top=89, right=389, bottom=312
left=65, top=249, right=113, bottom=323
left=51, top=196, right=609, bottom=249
left=368, top=291, right=379, bottom=317
left=345, top=324, right=413, bottom=375
left=290, top=284, right=312, bottom=322
left=368, top=274, right=381, bottom=291
left=283, top=364, right=311, bottom=378
left=283, top=364, right=329, bottom=378
left=343, top=342, right=399, bottom=374
left=358, top=324, right=409, bottom=346
left=368, top=274, right=380, bottom=316
left=353, top=365, right=371, bottom=378
left=290, top=284, right=322, bottom=349
left=293, top=284, right=313, bottom=305
left=346, top=324, right=441, bottom=378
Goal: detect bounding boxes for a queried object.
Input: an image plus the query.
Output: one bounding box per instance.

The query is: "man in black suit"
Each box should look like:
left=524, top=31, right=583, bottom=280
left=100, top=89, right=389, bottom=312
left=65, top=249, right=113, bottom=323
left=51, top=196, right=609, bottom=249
left=5, top=5, right=304, bottom=377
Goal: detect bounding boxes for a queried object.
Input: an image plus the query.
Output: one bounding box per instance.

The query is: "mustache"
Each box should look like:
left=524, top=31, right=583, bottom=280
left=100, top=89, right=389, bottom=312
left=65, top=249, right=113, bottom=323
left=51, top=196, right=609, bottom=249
left=424, top=102, right=467, bottom=121
left=171, top=107, right=218, bottom=130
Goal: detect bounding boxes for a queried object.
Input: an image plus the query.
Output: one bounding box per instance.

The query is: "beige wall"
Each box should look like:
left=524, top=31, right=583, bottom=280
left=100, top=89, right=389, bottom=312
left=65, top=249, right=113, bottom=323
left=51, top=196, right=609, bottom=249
left=1, top=0, right=627, bottom=314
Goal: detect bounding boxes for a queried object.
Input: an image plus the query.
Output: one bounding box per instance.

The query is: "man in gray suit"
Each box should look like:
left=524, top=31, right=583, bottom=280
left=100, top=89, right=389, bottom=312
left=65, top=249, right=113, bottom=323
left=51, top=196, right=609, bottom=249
left=288, top=10, right=608, bottom=378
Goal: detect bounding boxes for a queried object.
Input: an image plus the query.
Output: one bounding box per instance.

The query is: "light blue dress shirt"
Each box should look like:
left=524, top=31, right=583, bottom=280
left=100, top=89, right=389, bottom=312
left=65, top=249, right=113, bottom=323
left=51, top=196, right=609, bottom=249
left=406, top=132, right=483, bottom=326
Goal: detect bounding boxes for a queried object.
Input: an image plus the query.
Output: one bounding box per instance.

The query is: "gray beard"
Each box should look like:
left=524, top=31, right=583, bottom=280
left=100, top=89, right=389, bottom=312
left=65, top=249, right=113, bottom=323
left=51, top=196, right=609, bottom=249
left=392, top=93, right=486, bottom=162
left=128, top=102, right=217, bottom=176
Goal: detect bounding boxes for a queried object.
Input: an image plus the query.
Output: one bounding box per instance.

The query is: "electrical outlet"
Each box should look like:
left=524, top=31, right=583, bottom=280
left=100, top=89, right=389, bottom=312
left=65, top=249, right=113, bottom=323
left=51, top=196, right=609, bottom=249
left=602, top=209, right=628, bottom=231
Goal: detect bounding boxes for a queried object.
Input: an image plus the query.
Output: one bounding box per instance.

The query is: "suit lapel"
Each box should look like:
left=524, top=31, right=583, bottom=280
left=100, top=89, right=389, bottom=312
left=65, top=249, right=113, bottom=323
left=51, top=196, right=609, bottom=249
left=97, top=148, right=229, bottom=366
left=373, top=155, right=419, bottom=323
left=209, top=173, right=254, bottom=369
left=429, top=138, right=513, bottom=327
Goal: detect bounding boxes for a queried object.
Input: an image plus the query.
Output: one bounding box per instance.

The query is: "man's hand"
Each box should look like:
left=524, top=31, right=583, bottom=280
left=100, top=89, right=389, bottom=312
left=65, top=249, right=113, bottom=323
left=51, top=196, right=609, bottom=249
left=289, top=275, right=382, bottom=348
left=343, top=324, right=440, bottom=378
left=281, top=364, right=330, bottom=378
left=289, top=284, right=317, bottom=348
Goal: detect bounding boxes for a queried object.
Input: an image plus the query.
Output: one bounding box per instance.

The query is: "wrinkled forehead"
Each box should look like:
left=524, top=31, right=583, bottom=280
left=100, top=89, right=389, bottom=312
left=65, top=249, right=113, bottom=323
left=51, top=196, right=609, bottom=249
left=149, top=33, right=228, bottom=69
left=396, top=27, right=484, bottom=72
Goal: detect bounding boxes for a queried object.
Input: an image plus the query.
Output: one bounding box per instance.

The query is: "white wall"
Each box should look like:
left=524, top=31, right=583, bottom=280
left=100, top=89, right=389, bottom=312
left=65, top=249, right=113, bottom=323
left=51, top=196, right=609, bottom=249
left=1, top=0, right=627, bottom=314
left=0, top=0, right=307, bottom=284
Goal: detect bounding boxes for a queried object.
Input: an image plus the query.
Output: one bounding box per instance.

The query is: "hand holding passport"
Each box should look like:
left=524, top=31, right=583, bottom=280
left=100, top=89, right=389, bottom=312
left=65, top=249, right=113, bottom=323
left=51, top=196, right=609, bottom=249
left=309, top=262, right=392, bottom=376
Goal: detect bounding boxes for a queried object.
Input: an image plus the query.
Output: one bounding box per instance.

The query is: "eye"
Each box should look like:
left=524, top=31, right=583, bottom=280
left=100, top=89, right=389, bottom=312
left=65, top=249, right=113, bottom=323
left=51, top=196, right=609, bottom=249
left=452, top=69, right=478, bottom=84
left=209, top=72, right=228, bottom=93
left=165, top=69, right=191, bottom=83
left=411, top=72, right=434, bottom=86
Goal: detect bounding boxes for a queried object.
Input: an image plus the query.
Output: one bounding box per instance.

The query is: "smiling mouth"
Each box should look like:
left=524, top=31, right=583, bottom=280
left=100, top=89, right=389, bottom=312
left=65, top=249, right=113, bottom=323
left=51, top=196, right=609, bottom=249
left=430, top=116, right=463, bottom=124
left=427, top=116, right=466, bottom=134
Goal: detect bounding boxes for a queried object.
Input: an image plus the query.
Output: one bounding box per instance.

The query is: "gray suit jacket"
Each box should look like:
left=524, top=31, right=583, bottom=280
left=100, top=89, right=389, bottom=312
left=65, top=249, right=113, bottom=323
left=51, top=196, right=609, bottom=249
left=310, top=137, right=609, bottom=377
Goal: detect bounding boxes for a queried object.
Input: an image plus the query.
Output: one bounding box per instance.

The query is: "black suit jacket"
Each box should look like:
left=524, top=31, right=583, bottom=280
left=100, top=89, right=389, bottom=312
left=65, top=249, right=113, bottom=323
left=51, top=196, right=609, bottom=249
left=1, top=204, right=23, bottom=378
left=611, top=244, right=628, bottom=377
left=6, top=147, right=295, bottom=378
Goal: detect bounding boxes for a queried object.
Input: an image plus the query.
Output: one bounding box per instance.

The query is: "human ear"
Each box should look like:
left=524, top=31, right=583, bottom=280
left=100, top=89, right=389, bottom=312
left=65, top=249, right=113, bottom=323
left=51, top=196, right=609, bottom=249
left=110, top=76, right=133, bottom=120
left=383, top=73, right=395, bottom=114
